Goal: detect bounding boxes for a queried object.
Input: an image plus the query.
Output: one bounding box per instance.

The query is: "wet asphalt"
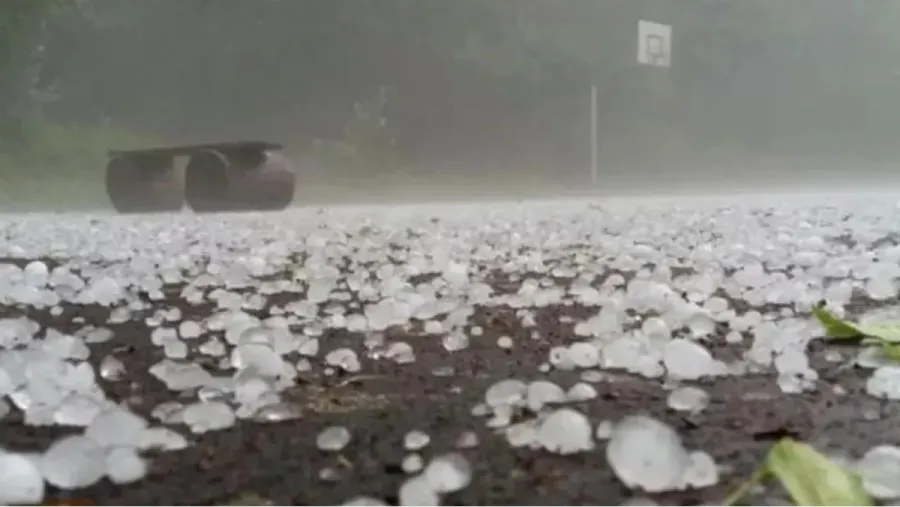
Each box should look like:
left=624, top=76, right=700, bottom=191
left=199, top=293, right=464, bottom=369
left=0, top=254, right=896, bottom=506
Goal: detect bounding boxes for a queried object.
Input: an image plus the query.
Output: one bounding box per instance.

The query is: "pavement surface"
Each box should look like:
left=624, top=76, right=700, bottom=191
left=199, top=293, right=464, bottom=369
left=1, top=194, right=899, bottom=505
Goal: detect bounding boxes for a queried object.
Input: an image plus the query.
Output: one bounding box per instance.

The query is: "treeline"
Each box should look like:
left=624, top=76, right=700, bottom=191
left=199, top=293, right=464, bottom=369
left=4, top=0, right=900, bottom=180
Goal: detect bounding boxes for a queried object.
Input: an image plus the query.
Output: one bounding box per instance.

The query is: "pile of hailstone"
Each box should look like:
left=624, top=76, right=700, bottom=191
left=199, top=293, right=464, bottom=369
left=0, top=196, right=899, bottom=503
left=475, top=377, right=719, bottom=494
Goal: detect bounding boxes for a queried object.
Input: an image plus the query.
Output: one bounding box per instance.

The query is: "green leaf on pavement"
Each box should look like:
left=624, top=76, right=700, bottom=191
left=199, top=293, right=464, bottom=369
left=724, top=438, right=873, bottom=506
left=883, top=343, right=900, bottom=361
left=856, top=321, right=900, bottom=343
left=766, top=439, right=873, bottom=506
left=813, top=304, right=900, bottom=344
left=812, top=305, right=867, bottom=339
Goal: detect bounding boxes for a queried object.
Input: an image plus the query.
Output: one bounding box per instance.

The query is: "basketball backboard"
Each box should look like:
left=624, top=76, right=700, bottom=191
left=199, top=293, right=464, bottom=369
left=637, top=20, right=672, bottom=68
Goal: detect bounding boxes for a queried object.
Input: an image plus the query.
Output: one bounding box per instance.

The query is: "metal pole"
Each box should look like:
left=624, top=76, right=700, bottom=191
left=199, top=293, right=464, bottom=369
left=590, top=83, right=598, bottom=186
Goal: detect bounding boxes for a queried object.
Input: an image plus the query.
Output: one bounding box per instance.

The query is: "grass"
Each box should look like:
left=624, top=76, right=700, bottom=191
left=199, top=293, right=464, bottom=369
left=4, top=120, right=838, bottom=211
left=0, top=121, right=586, bottom=212
left=293, top=168, right=583, bottom=206
left=0, top=121, right=162, bottom=212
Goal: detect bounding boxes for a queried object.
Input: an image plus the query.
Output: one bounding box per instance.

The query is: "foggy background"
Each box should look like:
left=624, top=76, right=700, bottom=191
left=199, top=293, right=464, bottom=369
left=2, top=0, right=900, bottom=208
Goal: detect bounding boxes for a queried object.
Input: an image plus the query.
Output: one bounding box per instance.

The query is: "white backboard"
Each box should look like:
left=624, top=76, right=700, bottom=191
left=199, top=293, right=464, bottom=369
left=637, top=20, right=672, bottom=68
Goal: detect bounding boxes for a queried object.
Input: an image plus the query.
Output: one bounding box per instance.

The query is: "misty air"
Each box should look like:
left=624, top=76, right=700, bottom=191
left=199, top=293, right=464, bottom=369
left=0, top=1, right=899, bottom=505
